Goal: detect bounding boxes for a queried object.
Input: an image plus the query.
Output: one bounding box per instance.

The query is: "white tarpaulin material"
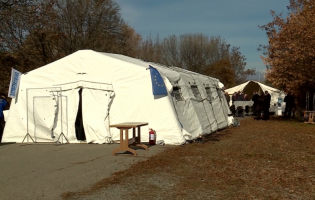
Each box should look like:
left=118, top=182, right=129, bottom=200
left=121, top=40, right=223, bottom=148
left=3, top=110, right=9, bottom=121
left=2, top=50, right=232, bottom=145
left=82, top=89, right=113, bottom=144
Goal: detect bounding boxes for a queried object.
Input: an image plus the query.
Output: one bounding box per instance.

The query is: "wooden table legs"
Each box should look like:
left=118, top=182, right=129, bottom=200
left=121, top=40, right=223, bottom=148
left=112, top=127, right=148, bottom=156
left=304, top=111, right=315, bottom=124
left=133, top=127, right=148, bottom=150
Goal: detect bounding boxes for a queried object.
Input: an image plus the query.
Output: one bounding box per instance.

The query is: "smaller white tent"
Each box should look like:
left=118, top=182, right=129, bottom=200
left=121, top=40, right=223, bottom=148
left=225, top=80, right=286, bottom=110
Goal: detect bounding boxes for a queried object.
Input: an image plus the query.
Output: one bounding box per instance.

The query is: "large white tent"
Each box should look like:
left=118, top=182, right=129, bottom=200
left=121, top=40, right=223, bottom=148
left=2, top=50, right=232, bottom=145
left=225, top=80, right=286, bottom=108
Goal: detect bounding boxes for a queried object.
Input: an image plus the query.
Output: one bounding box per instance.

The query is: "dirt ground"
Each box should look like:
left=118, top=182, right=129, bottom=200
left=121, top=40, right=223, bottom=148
left=1, top=116, right=315, bottom=200
left=63, top=116, right=315, bottom=200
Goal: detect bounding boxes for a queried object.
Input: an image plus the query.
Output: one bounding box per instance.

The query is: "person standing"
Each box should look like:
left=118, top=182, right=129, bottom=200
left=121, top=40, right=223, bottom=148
left=236, top=92, right=245, bottom=101
left=244, top=94, right=249, bottom=101
left=0, top=93, right=8, bottom=142
left=292, top=93, right=296, bottom=118
left=254, top=93, right=265, bottom=120
left=252, top=91, right=259, bottom=116
left=225, top=92, right=231, bottom=106
left=263, top=90, right=271, bottom=120
left=284, top=92, right=293, bottom=118
left=232, top=92, right=237, bottom=104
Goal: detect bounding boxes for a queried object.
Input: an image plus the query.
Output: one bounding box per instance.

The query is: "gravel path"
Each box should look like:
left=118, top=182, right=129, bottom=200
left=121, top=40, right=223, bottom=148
left=0, top=143, right=166, bottom=200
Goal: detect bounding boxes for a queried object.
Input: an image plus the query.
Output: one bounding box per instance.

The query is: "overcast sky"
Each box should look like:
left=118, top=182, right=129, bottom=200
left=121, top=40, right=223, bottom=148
left=115, top=0, right=290, bottom=72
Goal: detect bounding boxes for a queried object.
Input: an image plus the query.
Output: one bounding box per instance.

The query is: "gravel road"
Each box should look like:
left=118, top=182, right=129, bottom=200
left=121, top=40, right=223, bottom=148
left=0, top=143, right=166, bottom=200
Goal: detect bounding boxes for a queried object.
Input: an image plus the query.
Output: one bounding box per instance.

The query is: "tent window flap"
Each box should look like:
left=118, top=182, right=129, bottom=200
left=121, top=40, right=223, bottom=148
left=172, top=86, right=184, bottom=101
left=191, top=85, right=202, bottom=101
left=205, top=87, right=212, bottom=102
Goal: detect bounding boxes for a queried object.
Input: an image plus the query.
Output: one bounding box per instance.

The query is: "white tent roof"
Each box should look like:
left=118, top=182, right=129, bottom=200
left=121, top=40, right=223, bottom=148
left=225, top=80, right=286, bottom=106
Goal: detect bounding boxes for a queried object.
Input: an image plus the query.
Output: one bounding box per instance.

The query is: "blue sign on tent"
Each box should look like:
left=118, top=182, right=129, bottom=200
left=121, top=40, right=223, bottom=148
left=8, top=68, right=22, bottom=98
left=149, top=66, right=167, bottom=95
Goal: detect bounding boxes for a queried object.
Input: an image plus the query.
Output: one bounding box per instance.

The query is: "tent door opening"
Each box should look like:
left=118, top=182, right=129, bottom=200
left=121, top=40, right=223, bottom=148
left=75, top=88, right=86, bottom=141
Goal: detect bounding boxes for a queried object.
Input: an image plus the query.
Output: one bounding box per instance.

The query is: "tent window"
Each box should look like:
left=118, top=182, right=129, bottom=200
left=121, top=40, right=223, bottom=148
left=191, top=85, right=202, bottom=101
left=172, top=86, right=184, bottom=101
left=205, top=87, right=212, bottom=102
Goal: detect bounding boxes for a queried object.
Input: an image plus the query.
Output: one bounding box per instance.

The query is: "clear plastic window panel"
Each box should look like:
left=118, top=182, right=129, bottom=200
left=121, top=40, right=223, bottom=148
left=205, top=87, right=212, bottom=102
left=191, top=85, right=202, bottom=101
left=172, top=87, right=184, bottom=101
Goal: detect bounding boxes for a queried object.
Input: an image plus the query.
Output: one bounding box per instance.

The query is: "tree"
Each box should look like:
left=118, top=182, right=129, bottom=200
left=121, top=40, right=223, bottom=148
left=137, top=33, right=254, bottom=84
left=230, top=46, right=254, bottom=83
left=178, top=34, right=212, bottom=73
left=203, top=59, right=235, bottom=88
left=259, top=0, right=315, bottom=93
left=0, top=0, right=41, bottom=93
left=0, top=0, right=140, bottom=94
left=52, top=0, right=140, bottom=55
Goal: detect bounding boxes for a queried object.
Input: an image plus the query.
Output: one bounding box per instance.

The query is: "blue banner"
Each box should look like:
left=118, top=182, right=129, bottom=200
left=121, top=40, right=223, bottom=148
left=8, top=68, right=22, bottom=98
left=149, top=66, right=167, bottom=95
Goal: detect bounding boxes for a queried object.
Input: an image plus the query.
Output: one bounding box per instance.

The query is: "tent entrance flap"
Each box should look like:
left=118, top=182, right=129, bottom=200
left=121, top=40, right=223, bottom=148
left=81, top=89, right=114, bottom=144
left=75, top=88, right=86, bottom=141
left=33, top=96, right=57, bottom=142
left=24, top=87, right=67, bottom=143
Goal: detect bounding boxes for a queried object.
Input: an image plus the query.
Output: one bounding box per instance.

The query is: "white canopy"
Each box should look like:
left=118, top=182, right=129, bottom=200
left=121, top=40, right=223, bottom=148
left=225, top=80, right=286, bottom=107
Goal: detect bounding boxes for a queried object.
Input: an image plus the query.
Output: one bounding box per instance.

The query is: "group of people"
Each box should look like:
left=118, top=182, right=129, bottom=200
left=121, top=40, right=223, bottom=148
left=251, top=91, right=271, bottom=120
left=0, top=93, right=10, bottom=143
left=228, top=89, right=297, bottom=120
left=228, top=90, right=271, bottom=120
left=231, top=91, right=250, bottom=103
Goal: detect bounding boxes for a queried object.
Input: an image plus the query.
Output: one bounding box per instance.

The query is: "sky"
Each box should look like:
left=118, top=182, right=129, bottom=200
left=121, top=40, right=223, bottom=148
left=115, top=0, right=290, bottom=73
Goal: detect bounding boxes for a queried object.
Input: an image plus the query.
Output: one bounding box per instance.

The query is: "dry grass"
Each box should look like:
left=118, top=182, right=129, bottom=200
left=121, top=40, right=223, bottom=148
left=62, top=116, right=315, bottom=199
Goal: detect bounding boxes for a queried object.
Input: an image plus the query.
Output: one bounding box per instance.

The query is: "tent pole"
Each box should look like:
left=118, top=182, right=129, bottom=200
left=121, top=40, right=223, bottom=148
left=22, top=89, right=35, bottom=143
left=56, top=132, right=69, bottom=144
left=56, top=89, right=69, bottom=144
left=60, top=90, right=63, bottom=143
left=21, top=133, right=35, bottom=143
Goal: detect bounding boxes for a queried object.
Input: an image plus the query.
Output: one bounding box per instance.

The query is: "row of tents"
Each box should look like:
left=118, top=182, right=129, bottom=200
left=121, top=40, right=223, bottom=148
left=2, top=50, right=233, bottom=145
